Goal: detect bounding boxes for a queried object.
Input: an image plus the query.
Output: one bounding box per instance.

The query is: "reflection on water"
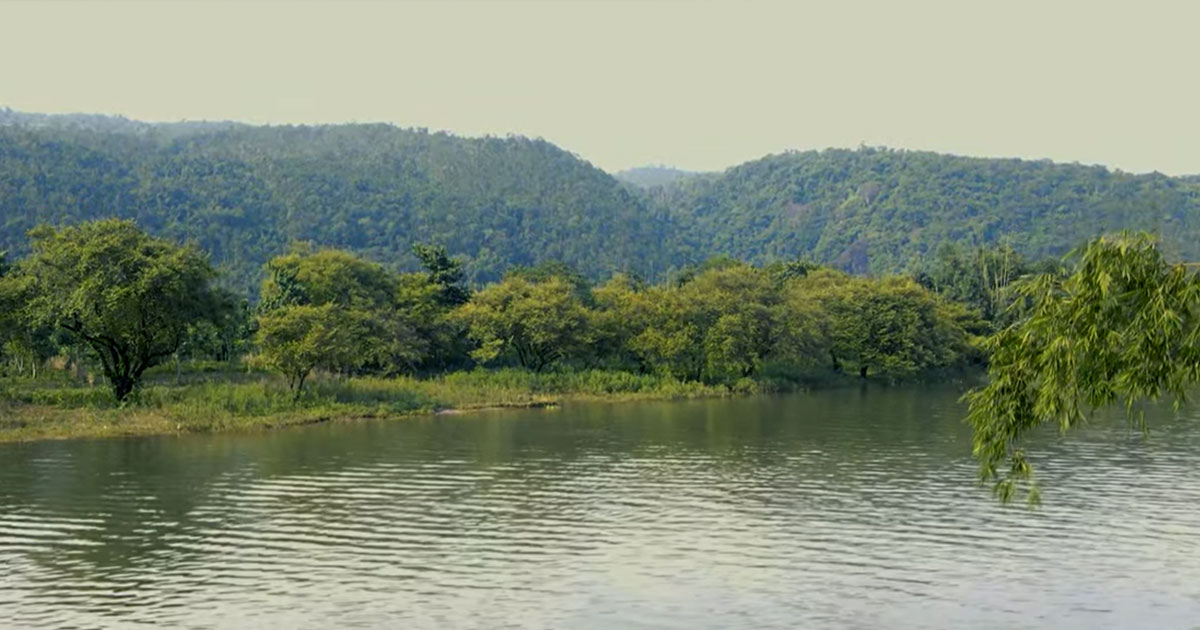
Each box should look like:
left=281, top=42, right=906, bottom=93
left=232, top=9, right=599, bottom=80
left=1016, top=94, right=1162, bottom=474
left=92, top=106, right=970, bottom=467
left=1, top=385, right=1198, bottom=629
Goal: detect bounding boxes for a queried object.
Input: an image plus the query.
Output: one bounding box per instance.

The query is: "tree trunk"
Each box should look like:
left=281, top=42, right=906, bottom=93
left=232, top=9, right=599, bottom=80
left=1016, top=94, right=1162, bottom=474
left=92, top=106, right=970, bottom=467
left=293, top=372, right=308, bottom=402
left=112, top=375, right=136, bottom=402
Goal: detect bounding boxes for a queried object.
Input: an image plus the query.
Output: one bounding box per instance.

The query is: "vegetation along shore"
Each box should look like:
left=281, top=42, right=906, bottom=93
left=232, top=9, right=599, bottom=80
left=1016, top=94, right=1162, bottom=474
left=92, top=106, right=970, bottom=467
left=0, top=218, right=1030, bottom=442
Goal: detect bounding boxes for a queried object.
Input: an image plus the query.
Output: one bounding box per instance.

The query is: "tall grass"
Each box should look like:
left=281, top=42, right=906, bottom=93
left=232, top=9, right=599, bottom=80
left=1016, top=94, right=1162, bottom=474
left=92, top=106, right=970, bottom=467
left=0, top=367, right=752, bottom=442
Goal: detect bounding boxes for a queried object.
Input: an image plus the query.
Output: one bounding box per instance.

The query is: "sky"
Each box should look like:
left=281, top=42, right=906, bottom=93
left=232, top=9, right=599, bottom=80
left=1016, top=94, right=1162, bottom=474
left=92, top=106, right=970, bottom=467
left=2, top=0, right=1197, bottom=175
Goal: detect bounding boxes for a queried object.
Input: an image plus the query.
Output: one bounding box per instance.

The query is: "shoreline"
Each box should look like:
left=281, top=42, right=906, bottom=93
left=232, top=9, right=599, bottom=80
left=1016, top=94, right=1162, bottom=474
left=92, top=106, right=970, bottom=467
left=0, top=380, right=731, bottom=444
left=0, top=368, right=983, bottom=444
left=0, top=392, right=735, bottom=444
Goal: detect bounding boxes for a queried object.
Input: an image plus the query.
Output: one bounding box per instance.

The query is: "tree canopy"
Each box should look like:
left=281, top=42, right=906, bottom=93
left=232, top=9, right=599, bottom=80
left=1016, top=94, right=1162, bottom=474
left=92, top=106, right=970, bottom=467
left=14, top=219, right=227, bottom=400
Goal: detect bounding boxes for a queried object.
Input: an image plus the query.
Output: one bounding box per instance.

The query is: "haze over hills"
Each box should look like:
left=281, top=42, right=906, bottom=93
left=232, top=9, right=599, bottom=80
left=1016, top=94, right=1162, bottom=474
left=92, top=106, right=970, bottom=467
left=614, top=166, right=705, bottom=189
left=2, top=109, right=1199, bottom=294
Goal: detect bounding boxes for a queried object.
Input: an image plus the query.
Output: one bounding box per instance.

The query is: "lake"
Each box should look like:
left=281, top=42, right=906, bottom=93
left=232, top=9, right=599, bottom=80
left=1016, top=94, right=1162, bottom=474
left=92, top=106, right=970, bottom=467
left=1, top=385, right=1198, bottom=629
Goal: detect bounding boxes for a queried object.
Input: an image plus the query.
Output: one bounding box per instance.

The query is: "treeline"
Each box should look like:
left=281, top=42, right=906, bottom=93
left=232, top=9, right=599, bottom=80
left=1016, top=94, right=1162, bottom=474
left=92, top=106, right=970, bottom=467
left=2, top=111, right=1197, bottom=299
left=0, top=220, right=1010, bottom=402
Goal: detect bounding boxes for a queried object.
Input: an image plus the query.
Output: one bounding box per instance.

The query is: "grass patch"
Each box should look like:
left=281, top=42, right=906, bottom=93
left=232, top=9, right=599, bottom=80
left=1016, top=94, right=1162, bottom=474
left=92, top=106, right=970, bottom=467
left=0, top=368, right=749, bottom=443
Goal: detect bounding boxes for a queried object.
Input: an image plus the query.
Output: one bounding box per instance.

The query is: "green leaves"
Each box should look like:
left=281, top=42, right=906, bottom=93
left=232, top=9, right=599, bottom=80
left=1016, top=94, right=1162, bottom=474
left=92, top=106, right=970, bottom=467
left=255, top=247, right=444, bottom=387
left=453, top=275, right=592, bottom=372
left=254, top=304, right=366, bottom=397
left=17, top=220, right=226, bottom=400
left=787, top=269, right=972, bottom=379
left=966, top=233, right=1200, bottom=503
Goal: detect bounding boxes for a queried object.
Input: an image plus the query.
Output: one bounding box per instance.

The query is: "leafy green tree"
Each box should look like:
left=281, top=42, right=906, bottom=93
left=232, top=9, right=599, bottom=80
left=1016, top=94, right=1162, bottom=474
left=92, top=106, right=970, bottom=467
left=258, top=248, right=430, bottom=375
left=407, top=244, right=474, bottom=371
left=685, top=264, right=778, bottom=382
left=454, top=275, right=592, bottom=371
left=965, top=233, right=1200, bottom=504
left=590, top=273, right=652, bottom=371
left=771, top=282, right=833, bottom=371
left=19, top=220, right=227, bottom=400
left=0, top=260, right=61, bottom=378
left=254, top=304, right=366, bottom=398
left=262, top=249, right=396, bottom=312
left=916, top=243, right=1036, bottom=329
left=623, top=284, right=706, bottom=380
left=792, top=270, right=972, bottom=378
left=412, top=243, right=470, bottom=307
left=599, top=263, right=787, bottom=383
left=396, top=271, right=467, bottom=373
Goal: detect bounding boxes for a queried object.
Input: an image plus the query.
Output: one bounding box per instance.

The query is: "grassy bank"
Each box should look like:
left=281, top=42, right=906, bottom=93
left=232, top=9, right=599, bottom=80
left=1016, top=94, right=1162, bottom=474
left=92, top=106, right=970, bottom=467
left=0, top=368, right=749, bottom=443
left=0, top=365, right=986, bottom=443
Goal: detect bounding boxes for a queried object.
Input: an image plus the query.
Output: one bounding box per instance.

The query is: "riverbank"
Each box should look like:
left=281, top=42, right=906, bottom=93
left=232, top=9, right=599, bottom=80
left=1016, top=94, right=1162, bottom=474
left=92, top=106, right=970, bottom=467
left=0, top=366, right=985, bottom=443
left=0, top=369, right=744, bottom=443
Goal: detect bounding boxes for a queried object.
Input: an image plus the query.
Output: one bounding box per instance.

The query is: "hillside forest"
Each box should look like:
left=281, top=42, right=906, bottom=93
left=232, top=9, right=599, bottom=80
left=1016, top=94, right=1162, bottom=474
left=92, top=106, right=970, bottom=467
left=2, top=108, right=1196, bottom=299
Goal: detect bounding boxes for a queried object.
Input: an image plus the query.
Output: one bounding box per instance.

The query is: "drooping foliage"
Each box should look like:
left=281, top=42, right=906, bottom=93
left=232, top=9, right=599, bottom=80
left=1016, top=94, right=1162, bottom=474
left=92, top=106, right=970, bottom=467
left=964, top=233, right=1200, bottom=504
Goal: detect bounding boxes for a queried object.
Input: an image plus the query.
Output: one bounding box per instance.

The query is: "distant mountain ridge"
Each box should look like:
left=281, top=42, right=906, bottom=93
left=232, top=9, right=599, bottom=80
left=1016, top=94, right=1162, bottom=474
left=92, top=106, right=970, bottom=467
left=2, top=108, right=1199, bottom=294
left=614, top=165, right=705, bottom=188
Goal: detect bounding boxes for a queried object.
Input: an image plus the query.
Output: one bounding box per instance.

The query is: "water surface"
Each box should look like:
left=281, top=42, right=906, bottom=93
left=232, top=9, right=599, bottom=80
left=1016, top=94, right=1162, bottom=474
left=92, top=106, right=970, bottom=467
left=1, top=385, right=1198, bottom=629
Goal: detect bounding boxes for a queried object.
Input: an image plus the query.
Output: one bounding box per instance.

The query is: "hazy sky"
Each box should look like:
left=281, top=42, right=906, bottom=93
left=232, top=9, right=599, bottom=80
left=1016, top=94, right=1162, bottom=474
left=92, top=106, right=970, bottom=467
left=2, top=0, right=1197, bottom=175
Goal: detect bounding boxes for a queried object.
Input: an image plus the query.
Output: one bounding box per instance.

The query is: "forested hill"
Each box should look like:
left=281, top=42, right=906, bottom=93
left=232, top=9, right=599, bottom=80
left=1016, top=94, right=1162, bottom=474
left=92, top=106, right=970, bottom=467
left=655, top=148, right=1200, bottom=273
left=0, top=112, right=672, bottom=293
left=3, top=109, right=1200, bottom=293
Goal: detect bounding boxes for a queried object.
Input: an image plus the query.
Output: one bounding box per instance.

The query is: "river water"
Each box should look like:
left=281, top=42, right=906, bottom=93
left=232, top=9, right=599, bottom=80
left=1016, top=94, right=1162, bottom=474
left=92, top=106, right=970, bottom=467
left=1, top=385, right=1198, bottom=629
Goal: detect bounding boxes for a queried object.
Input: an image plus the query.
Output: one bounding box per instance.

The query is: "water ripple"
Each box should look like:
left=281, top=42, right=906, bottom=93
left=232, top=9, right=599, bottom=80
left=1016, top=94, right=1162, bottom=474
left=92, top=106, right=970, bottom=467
left=1, top=386, right=1199, bottom=629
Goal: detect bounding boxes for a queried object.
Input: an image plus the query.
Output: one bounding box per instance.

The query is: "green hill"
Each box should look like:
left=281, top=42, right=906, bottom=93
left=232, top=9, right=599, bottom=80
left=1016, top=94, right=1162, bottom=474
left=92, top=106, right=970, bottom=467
left=656, top=147, right=1200, bottom=273
left=3, top=110, right=1200, bottom=293
left=0, top=112, right=673, bottom=293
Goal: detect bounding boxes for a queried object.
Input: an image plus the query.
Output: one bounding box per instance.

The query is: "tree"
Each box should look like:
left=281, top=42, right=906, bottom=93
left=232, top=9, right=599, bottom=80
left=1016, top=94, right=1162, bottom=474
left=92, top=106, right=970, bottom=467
left=408, top=244, right=472, bottom=371
left=254, top=304, right=365, bottom=398
left=685, top=264, right=778, bottom=382
left=916, top=243, right=1036, bottom=330
left=261, top=249, right=396, bottom=312
left=791, top=270, right=973, bottom=378
left=0, top=259, right=60, bottom=379
left=412, top=243, right=470, bottom=307
left=454, top=275, right=592, bottom=371
left=597, top=264, right=786, bottom=384
left=19, top=220, right=227, bottom=400
left=965, top=233, right=1200, bottom=504
left=259, top=248, right=429, bottom=375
